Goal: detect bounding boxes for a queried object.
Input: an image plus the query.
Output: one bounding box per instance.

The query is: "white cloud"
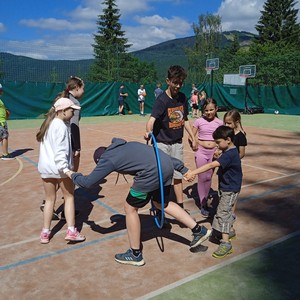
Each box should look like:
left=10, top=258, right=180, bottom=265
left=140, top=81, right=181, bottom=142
left=5, top=0, right=300, bottom=60
left=19, top=18, right=94, bottom=31
left=218, top=0, right=266, bottom=33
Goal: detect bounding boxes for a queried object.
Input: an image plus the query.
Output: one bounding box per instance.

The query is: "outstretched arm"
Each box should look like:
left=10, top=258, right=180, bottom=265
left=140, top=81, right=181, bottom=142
left=184, top=160, right=220, bottom=181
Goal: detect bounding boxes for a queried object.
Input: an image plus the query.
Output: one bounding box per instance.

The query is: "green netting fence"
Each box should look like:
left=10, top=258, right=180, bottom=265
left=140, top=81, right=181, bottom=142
left=1, top=81, right=300, bottom=119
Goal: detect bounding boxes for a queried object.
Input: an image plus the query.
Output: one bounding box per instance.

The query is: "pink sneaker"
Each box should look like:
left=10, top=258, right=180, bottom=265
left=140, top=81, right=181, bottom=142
left=40, top=231, right=51, bottom=244
left=65, top=228, right=86, bottom=242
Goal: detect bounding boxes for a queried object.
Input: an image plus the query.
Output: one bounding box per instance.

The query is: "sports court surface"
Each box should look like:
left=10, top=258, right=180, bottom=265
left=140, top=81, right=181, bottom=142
left=1, top=114, right=300, bottom=299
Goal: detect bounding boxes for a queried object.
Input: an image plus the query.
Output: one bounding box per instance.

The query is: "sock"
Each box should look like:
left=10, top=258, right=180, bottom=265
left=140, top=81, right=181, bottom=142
left=178, top=203, right=184, bottom=209
left=192, top=224, right=201, bottom=233
left=131, top=248, right=141, bottom=257
left=42, top=228, right=50, bottom=233
left=68, top=226, right=75, bottom=233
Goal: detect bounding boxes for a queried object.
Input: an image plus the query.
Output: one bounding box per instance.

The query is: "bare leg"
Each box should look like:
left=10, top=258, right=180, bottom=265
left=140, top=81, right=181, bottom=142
left=2, top=138, right=9, bottom=154
left=42, top=178, right=57, bottom=230
left=173, top=179, right=183, bottom=205
left=159, top=202, right=197, bottom=229
left=59, top=177, right=75, bottom=227
left=124, top=201, right=141, bottom=249
left=73, top=152, right=80, bottom=172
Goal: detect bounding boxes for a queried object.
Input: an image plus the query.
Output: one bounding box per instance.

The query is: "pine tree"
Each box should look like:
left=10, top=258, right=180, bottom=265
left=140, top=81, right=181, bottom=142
left=255, top=0, right=300, bottom=45
left=89, top=0, right=131, bottom=82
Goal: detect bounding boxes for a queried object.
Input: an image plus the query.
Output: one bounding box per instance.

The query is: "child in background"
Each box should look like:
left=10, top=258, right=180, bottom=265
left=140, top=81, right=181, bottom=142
left=185, top=126, right=242, bottom=258
left=191, top=90, right=199, bottom=118
left=138, top=84, right=146, bottom=116
left=61, top=76, right=85, bottom=172
left=199, top=90, right=207, bottom=111
left=0, top=84, right=15, bottom=160
left=192, top=98, right=223, bottom=217
left=223, top=109, right=247, bottom=159
left=36, top=97, right=85, bottom=244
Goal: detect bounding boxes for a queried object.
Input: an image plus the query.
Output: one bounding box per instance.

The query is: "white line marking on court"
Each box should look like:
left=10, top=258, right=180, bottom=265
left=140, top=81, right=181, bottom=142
left=242, top=171, right=300, bottom=188
left=0, top=157, right=23, bottom=186
left=137, top=230, right=300, bottom=300
left=242, top=162, right=288, bottom=175
left=0, top=203, right=159, bottom=250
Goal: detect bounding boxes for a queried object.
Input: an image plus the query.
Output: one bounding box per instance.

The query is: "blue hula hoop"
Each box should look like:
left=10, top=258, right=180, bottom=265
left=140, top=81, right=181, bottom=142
left=149, top=132, right=165, bottom=229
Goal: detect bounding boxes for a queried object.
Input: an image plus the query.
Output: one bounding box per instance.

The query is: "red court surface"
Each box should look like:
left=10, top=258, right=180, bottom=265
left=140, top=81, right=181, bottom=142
left=1, top=118, right=300, bottom=299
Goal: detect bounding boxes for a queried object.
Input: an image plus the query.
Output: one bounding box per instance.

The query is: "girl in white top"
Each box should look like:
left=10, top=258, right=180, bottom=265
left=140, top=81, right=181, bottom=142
left=36, top=97, right=85, bottom=244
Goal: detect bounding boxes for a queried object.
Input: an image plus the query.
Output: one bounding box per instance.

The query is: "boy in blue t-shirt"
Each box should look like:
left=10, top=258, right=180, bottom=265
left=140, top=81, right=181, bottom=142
left=185, top=125, right=242, bottom=258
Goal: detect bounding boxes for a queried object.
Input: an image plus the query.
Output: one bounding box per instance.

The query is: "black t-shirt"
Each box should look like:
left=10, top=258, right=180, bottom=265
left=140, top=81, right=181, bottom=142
left=151, top=91, right=189, bottom=144
left=234, top=131, right=247, bottom=152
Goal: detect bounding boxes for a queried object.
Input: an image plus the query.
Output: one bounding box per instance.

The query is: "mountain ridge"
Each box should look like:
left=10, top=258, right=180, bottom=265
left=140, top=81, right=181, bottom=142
left=0, top=30, right=256, bottom=82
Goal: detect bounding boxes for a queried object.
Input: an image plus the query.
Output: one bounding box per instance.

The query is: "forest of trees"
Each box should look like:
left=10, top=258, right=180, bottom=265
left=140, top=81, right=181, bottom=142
left=185, top=0, right=300, bottom=85
left=0, top=0, right=299, bottom=85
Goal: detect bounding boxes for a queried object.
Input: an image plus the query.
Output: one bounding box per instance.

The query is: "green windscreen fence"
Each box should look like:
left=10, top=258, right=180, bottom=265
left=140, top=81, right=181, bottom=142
left=1, top=81, right=300, bottom=119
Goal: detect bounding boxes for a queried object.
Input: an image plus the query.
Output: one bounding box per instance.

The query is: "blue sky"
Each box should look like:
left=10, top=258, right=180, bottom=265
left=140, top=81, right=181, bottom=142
left=0, top=0, right=299, bottom=60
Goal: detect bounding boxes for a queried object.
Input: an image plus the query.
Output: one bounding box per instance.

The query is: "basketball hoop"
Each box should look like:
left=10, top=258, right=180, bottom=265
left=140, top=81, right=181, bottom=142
left=206, top=68, right=212, bottom=75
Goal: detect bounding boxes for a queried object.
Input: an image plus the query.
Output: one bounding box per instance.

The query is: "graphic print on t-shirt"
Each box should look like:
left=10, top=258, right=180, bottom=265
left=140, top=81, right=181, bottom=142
left=168, top=105, right=184, bottom=129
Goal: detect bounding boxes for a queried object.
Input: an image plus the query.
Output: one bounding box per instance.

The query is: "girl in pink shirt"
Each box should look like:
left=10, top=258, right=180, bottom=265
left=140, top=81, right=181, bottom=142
left=192, top=98, right=223, bottom=217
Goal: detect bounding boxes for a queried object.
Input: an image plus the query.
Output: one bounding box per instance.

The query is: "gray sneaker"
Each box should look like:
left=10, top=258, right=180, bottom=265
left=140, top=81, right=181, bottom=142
left=212, top=241, right=233, bottom=258
left=190, top=226, right=211, bottom=248
left=115, top=249, right=145, bottom=266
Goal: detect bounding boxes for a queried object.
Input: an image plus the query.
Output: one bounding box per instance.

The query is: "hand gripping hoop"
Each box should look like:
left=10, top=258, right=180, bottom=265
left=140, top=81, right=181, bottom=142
left=149, top=132, right=165, bottom=229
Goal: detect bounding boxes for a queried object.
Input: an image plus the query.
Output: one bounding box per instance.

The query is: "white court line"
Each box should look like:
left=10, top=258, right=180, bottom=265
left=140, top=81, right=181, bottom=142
left=0, top=157, right=23, bottom=186
left=137, top=230, right=300, bottom=300
left=242, top=171, right=300, bottom=188
left=242, top=162, right=287, bottom=176
left=0, top=205, right=151, bottom=250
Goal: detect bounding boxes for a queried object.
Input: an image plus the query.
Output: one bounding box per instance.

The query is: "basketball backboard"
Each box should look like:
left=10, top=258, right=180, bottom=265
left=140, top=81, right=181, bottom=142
left=206, top=58, right=219, bottom=70
left=239, top=65, right=256, bottom=78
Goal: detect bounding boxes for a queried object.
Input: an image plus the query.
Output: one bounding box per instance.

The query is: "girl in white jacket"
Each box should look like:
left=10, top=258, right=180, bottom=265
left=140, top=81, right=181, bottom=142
left=36, top=97, right=85, bottom=244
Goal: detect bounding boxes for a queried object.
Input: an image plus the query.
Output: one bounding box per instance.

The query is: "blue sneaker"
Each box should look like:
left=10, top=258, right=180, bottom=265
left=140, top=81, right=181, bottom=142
left=115, top=249, right=145, bottom=266
left=190, top=226, right=211, bottom=248
left=1, top=153, right=15, bottom=160
left=201, top=207, right=210, bottom=218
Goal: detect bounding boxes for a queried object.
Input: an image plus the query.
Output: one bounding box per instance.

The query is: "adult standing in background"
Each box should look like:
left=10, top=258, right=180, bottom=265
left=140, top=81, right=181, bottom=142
left=118, top=84, right=128, bottom=115
left=137, top=84, right=146, bottom=116
left=154, top=83, right=164, bottom=100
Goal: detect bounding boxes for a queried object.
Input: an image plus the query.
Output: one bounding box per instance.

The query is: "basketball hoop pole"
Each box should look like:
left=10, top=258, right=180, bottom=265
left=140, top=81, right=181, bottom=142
left=244, top=77, right=251, bottom=114
left=210, top=69, right=214, bottom=98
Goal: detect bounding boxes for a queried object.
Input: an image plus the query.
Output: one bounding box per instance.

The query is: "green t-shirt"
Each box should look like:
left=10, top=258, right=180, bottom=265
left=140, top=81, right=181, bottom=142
left=0, top=99, right=7, bottom=123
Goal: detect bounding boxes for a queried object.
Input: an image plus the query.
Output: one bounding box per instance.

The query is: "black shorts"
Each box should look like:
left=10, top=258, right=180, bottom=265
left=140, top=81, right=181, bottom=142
left=192, top=103, right=198, bottom=109
left=126, top=185, right=171, bottom=208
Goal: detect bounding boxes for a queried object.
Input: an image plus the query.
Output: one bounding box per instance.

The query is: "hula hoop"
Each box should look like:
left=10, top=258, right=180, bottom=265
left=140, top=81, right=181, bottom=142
left=149, top=132, right=165, bottom=229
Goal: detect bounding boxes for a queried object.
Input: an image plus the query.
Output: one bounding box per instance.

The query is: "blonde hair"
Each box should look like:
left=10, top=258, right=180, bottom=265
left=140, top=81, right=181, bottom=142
left=36, top=94, right=63, bottom=142
left=36, top=106, right=56, bottom=142
left=61, top=76, right=84, bottom=97
left=224, top=109, right=246, bottom=134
